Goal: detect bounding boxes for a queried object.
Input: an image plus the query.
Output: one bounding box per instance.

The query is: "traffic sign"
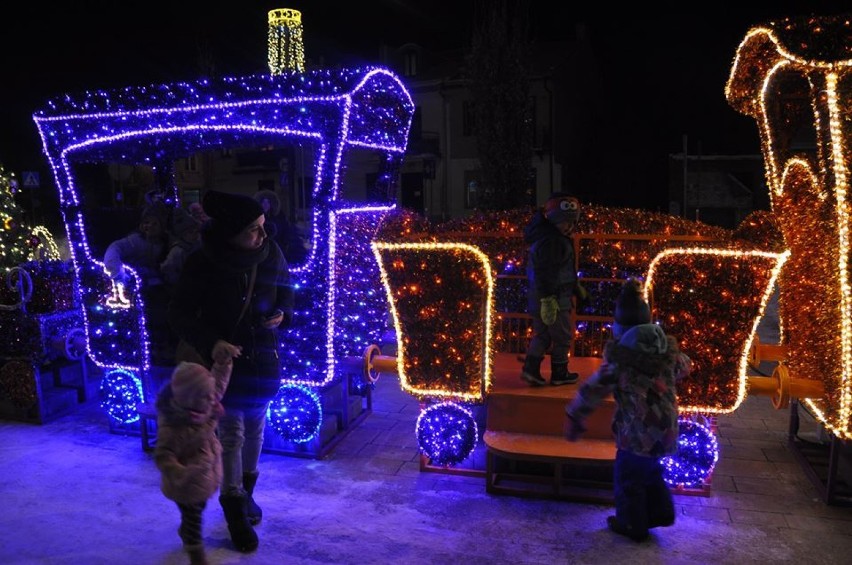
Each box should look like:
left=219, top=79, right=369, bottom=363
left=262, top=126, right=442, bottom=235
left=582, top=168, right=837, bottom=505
left=22, top=171, right=40, bottom=188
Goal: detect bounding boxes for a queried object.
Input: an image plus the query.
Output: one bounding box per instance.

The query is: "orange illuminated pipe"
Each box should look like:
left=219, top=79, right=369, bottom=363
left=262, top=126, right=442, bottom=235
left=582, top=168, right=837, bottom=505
left=747, top=339, right=824, bottom=407
left=343, top=344, right=398, bottom=384
left=747, top=360, right=824, bottom=409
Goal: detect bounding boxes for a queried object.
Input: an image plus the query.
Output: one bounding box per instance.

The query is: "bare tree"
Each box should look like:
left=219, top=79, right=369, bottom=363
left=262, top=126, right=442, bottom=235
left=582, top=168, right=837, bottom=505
left=464, top=0, right=533, bottom=210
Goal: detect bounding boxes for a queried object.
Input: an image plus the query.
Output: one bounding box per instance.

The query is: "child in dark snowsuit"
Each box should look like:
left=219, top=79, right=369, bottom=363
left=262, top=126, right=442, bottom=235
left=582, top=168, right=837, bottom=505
left=565, top=279, right=691, bottom=541
left=154, top=341, right=241, bottom=564
left=520, top=192, right=585, bottom=386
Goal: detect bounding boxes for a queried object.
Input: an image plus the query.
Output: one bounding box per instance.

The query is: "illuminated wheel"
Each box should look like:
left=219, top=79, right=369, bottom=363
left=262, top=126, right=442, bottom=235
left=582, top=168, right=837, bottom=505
left=416, top=402, right=479, bottom=467
left=100, top=369, right=144, bottom=425
left=662, top=414, right=719, bottom=488
left=267, top=384, right=322, bottom=443
left=64, top=328, right=87, bottom=360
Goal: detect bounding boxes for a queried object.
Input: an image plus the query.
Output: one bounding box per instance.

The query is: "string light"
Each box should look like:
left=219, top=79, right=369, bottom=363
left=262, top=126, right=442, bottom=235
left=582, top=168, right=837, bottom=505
left=33, top=67, right=414, bottom=428
left=726, top=14, right=852, bottom=438
left=372, top=241, right=495, bottom=402
left=268, top=8, right=305, bottom=74
left=416, top=401, right=479, bottom=466
left=266, top=384, right=322, bottom=443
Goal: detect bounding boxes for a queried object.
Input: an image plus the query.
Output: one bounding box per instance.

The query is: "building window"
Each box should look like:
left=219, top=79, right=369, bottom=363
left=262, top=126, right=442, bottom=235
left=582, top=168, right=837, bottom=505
left=464, top=169, right=483, bottom=209
left=404, top=50, right=417, bottom=77
left=183, top=154, right=198, bottom=172
left=463, top=100, right=477, bottom=137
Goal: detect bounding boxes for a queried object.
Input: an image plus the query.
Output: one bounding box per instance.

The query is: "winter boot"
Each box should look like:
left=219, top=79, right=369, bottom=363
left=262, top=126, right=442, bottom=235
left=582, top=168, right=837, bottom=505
left=243, top=471, right=263, bottom=526
left=186, top=546, right=209, bottom=565
left=550, top=362, right=579, bottom=385
left=520, top=355, right=546, bottom=386
left=219, top=494, right=259, bottom=553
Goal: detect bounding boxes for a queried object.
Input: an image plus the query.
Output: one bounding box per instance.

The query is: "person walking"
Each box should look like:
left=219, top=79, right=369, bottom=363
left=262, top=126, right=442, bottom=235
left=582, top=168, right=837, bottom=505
left=154, top=344, right=240, bottom=565
left=169, top=189, right=294, bottom=553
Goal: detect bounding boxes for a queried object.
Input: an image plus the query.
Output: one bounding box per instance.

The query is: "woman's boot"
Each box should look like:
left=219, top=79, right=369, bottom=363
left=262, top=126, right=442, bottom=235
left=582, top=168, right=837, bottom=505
left=243, top=471, right=263, bottom=526
left=219, top=494, right=258, bottom=553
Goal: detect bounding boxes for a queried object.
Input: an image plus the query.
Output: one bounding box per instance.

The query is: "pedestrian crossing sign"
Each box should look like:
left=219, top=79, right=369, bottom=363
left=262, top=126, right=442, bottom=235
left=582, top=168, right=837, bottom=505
left=22, top=171, right=40, bottom=188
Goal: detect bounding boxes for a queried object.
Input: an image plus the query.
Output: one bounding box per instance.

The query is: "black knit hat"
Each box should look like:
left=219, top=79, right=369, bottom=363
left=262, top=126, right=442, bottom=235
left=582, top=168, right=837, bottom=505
left=202, top=190, right=264, bottom=239
left=612, top=278, right=651, bottom=339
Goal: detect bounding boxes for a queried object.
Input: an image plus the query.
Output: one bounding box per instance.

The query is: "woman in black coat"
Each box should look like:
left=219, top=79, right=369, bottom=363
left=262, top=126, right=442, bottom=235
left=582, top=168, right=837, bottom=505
left=169, top=189, right=294, bottom=554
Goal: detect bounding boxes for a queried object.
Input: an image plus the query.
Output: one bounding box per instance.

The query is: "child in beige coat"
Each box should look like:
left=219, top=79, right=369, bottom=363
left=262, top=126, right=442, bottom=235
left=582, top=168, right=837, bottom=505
left=154, top=340, right=242, bottom=564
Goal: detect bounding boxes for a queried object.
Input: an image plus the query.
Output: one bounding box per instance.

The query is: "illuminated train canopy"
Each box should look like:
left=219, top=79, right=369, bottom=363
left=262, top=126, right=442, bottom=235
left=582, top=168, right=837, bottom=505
left=32, top=67, right=414, bottom=419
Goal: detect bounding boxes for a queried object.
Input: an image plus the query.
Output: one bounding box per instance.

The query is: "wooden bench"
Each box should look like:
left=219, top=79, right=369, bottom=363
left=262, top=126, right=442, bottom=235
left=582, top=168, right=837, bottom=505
left=484, top=430, right=616, bottom=503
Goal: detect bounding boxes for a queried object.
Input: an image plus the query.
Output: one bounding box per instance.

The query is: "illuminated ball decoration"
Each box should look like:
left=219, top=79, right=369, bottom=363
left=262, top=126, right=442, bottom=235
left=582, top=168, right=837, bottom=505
left=99, top=369, right=144, bottom=425
left=661, top=416, right=719, bottom=488
left=267, top=384, right=322, bottom=443
left=416, top=402, right=479, bottom=466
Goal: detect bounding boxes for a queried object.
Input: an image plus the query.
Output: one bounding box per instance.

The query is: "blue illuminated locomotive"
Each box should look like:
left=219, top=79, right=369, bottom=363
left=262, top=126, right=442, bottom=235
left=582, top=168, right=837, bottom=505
left=33, top=67, right=414, bottom=451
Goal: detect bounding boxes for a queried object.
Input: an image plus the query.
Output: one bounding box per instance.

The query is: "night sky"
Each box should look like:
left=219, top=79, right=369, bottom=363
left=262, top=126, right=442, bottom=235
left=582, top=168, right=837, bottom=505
left=1, top=1, right=847, bottom=208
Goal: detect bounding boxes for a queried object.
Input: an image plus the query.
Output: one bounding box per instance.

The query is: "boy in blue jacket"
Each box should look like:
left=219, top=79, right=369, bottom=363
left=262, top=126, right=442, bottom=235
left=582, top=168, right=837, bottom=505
left=520, top=193, right=585, bottom=386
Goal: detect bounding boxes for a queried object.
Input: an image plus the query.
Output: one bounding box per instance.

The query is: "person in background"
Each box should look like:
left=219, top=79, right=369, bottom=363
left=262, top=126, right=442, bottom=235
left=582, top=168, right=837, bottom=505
left=103, top=201, right=172, bottom=361
left=253, top=189, right=307, bottom=265
left=188, top=201, right=209, bottom=225
left=161, top=207, right=202, bottom=288
left=154, top=343, right=241, bottom=565
left=169, top=189, right=293, bottom=554
left=520, top=192, right=587, bottom=386
left=565, top=279, right=691, bottom=542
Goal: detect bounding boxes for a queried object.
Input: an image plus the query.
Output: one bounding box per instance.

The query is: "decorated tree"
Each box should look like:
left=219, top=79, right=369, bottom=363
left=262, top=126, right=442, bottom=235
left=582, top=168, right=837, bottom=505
left=0, top=163, right=59, bottom=271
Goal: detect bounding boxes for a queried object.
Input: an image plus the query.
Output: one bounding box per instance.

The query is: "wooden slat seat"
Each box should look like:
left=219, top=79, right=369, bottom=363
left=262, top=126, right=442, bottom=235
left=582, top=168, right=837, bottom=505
left=484, top=430, right=616, bottom=502
left=484, top=430, right=616, bottom=461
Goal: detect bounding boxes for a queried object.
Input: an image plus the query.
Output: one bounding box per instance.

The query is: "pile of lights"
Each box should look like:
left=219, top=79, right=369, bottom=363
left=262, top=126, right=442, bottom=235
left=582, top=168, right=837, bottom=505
left=726, top=14, right=852, bottom=438
left=99, top=368, right=144, bottom=425
left=33, top=67, right=414, bottom=434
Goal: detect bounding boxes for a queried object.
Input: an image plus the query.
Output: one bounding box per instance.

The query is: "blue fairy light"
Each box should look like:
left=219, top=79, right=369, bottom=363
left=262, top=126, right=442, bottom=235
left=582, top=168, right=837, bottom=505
left=267, top=384, right=322, bottom=443
left=416, top=402, right=479, bottom=466
left=662, top=416, right=719, bottom=488
left=99, top=368, right=144, bottom=425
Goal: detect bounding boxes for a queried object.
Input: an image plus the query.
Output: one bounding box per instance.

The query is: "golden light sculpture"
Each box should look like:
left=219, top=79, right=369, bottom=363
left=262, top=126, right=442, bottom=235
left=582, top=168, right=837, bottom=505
left=371, top=241, right=496, bottom=402
left=645, top=248, right=789, bottom=413
left=268, top=8, right=305, bottom=74
left=726, top=14, right=852, bottom=438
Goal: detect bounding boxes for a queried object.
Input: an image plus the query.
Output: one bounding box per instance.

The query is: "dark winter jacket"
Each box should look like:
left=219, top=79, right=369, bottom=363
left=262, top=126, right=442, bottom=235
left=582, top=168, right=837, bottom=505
left=104, top=231, right=166, bottom=286
left=154, top=361, right=231, bottom=505
left=160, top=238, right=200, bottom=287
left=169, top=231, right=294, bottom=409
left=567, top=324, right=692, bottom=457
left=524, top=211, right=577, bottom=310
